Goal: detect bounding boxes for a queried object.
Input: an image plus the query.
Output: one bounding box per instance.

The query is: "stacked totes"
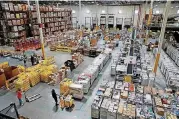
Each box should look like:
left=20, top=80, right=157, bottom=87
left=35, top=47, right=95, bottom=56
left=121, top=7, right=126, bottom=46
left=27, top=72, right=40, bottom=86
left=15, top=73, right=30, bottom=92
left=40, top=70, right=52, bottom=83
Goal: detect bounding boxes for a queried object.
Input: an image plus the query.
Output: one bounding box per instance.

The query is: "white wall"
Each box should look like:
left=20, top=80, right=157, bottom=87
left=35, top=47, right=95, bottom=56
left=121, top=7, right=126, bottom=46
left=62, top=5, right=140, bottom=28
left=145, top=3, right=179, bottom=16
left=61, top=3, right=179, bottom=28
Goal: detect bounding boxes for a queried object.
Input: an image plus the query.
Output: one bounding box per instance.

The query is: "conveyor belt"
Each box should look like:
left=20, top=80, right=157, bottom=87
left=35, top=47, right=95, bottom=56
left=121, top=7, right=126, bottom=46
left=127, top=64, right=133, bottom=75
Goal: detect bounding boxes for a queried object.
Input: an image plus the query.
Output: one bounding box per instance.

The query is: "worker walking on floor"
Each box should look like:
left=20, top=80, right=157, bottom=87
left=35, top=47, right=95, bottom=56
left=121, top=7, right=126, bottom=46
left=31, top=55, right=34, bottom=66
left=51, top=89, right=58, bottom=106
left=23, top=55, right=27, bottom=67
left=16, top=88, right=23, bottom=106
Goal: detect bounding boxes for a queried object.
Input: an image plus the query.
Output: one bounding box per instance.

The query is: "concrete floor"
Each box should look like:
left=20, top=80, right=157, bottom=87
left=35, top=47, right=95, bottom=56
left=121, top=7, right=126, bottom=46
left=0, top=46, right=113, bottom=119
left=0, top=44, right=166, bottom=119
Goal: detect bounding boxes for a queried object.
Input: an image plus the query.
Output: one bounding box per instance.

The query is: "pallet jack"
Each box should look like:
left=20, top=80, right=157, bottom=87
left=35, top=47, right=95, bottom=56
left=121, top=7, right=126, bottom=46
left=25, top=93, right=42, bottom=102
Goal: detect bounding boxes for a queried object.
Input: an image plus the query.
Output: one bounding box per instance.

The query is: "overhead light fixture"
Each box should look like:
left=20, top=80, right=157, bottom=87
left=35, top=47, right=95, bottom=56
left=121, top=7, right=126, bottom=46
left=155, top=5, right=158, bottom=7
left=156, top=10, right=159, bottom=14
left=72, top=10, right=75, bottom=14
left=177, top=10, right=179, bottom=14
left=102, top=10, right=105, bottom=14
left=118, top=10, right=122, bottom=14
left=176, top=6, right=179, bottom=8
left=92, top=2, right=94, bottom=3
left=135, top=10, right=138, bottom=14
left=171, top=6, right=174, bottom=8
left=86, top=10, right=90, bottom=14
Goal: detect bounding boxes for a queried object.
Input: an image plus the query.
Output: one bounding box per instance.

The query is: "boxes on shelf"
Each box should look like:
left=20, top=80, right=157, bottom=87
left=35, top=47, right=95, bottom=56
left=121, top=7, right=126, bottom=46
left=91, top=96, right=103, bottom=119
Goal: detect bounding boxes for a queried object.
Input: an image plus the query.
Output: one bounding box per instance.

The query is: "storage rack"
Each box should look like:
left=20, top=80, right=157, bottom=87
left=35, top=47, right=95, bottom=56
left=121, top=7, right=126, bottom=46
left=0, top=2, right=72, bottom=46
left=30, top=5, right=72, bottom=39
left=0, top=4, right=7, bottom=46
left=0, top=2, right=28, bottom=46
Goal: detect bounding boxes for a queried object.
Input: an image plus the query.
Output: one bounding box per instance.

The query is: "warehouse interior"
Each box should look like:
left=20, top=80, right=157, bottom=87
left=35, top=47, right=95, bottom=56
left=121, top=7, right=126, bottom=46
left=0, top=0, right=179, bottom=119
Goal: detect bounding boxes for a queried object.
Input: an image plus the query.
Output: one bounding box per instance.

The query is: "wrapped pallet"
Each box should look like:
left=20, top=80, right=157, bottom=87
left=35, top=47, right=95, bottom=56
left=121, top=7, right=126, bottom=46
left=69, top=83, right=83, bottom=99
left=17, top=65, right=25, bottom=72
left=107, top=100, right=119, bottom=119
left=40, top=70, right=52, bottom=82
left=128, top=92, right=135, bottom=103
left=60, top=78, right=72, bottom=95
left=135, top=93, right=143, bottom=104
left=41, top=56, right=55, bottom=66
left=121, top=90, right=128, bottom=99
left=117, top=102, right=124, bottom=119
left=156, top=107, right=164, bottom=116
left=122, top=103, right=136, bottom=118
left=166, top=111, right=177, bottom=119
left=155, top=97, right=163, bottom=108
left=27, top=72, right=40, bottom=86
left=15, top=74, right=30, bottom=92
left=112, top=90, right=120, bottom=101
left=100, top=98, right=111, bottom=119
left=1, top=62, right=9, bottom=69
left=47, top=64, right=58, bottom=73
left=91, top=96, right=103, bottom=119
left=76, top=78, right=90, bottom=94
left=82, top=65, right=99, bottom=84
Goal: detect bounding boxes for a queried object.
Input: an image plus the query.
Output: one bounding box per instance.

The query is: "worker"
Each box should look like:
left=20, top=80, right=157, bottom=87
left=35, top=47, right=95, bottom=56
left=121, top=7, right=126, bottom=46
left=23, top=55, right=27, bottom=67
left=30, top=55, right=34, bottom=66
left=51, top=89, right=58, bottom=106
left=16, top=88, right=23, bottom=106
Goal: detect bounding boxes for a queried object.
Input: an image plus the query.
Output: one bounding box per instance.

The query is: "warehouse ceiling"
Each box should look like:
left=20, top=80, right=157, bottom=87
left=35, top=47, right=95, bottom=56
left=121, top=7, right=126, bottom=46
left=37, top=0, right=178, bottom=6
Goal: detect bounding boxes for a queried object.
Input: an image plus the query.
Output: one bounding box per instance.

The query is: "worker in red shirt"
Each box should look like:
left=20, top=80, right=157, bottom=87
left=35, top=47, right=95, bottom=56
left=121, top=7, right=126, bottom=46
left=17, top=88, right=23, bottom=106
